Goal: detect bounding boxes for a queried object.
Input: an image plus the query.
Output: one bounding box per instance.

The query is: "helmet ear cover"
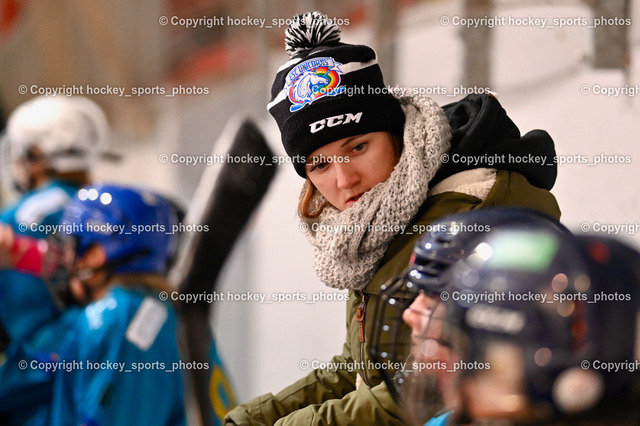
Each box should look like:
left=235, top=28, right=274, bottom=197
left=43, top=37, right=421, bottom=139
left=447, top=233, right=640, bottom=423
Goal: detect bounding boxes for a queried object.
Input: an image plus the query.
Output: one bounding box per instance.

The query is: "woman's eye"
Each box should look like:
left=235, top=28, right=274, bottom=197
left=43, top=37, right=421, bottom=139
left=352, top=143, right=366, bottom=152
left=311, top=162, right=327, bottom=172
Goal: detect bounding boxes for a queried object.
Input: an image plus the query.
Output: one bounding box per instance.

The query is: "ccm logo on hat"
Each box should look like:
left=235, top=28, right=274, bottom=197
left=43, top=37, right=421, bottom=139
left=309, top=112, right=363, bottom=134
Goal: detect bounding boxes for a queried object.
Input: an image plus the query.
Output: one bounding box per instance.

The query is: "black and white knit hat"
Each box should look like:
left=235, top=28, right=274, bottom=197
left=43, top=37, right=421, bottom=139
left=268, top=11, right=405, bottom=177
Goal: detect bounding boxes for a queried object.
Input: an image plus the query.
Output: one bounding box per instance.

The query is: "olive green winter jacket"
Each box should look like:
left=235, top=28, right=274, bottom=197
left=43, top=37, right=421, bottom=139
left=224, top=169, right=561, bottom=425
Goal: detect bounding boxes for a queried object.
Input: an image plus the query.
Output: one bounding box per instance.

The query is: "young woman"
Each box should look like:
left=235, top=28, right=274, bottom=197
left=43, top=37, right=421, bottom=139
left=225, top=11, right=561, bottom=425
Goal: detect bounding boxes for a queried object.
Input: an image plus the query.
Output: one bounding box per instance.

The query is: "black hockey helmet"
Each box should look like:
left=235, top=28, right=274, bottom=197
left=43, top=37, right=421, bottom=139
left=368, top=207, right=569, bottom=409
left=440, top=232, right=640, bottom=424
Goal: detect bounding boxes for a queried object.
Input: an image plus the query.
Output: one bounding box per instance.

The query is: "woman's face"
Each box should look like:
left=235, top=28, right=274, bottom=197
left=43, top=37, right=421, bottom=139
left=305, top=131, right=398, bottom=211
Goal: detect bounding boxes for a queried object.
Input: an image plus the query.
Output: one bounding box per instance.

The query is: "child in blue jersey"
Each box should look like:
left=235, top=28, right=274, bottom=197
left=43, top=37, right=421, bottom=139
left=0, top=95, right=108, bottom=425
left=1, top=96, right=235, bottom=425
left=49, top=184, right=186, bottom=426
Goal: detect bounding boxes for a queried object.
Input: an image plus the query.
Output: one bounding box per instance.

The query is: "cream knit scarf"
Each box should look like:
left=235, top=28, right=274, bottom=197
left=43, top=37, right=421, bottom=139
left=300, top=94, right=451, bottom=290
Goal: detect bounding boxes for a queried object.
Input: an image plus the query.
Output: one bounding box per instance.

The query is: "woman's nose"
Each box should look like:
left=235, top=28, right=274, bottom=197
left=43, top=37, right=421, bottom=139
left=334, top=163, right=360, bottom=190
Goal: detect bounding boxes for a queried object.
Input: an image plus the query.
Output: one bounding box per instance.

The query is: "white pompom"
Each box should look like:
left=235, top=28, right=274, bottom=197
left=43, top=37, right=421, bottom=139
left=285, top=11, right=341, bottom=58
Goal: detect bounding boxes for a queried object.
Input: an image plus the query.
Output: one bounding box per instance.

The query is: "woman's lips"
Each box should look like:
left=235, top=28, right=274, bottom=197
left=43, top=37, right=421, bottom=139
left=345, top=193, right=363, bottom=206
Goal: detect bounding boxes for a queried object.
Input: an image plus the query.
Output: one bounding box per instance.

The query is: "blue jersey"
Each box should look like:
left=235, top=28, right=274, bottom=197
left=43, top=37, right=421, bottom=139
left=0, top=307, right=81, bottom=425
left=50, top=285, right=186, bottom=426
left=0, top=180, right=81, bottom=424
left=0, top=179, right=79, bottom=238
left=425, top=411, right=452, bottom=426
left=0, top=179, right=80, bottom=342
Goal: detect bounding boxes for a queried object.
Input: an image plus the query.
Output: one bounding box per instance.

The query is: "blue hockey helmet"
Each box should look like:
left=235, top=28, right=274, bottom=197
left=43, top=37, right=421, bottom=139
left=61, top=184, right=178, bottom=275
